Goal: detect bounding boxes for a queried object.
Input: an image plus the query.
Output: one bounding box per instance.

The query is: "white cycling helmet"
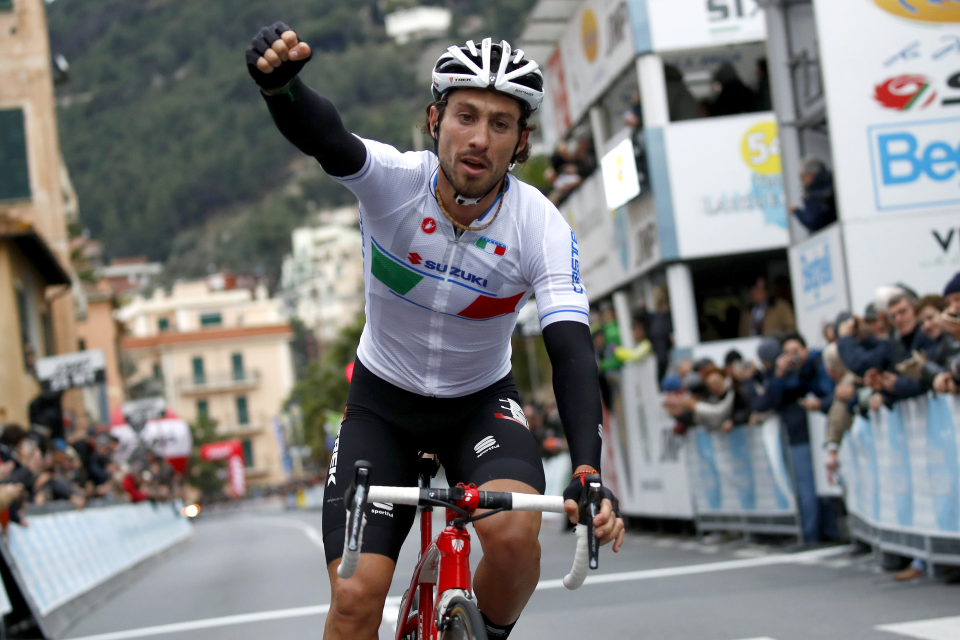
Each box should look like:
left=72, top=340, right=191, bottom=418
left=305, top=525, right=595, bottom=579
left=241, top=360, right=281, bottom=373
left=432, top=37, right=544, bottom=115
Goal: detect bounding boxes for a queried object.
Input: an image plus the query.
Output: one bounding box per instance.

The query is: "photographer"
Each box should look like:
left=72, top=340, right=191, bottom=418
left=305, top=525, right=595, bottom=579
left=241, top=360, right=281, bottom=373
left=752, top=334, right=834, bottom=544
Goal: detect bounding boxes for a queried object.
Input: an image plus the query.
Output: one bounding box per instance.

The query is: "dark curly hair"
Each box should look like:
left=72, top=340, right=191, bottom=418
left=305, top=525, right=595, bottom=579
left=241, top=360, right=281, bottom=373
left=421, top=95, right=537, bottom=165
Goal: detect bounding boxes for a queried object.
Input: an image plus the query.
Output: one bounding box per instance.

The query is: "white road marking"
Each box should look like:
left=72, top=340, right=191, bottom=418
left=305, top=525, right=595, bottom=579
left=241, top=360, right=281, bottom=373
left=876, top=615, right=960, bottom=640
left=251, top=516, right=324, bottom=551
left=536, top=544, right=851, bottom=590
left=67, top=546, right=850, bottom=640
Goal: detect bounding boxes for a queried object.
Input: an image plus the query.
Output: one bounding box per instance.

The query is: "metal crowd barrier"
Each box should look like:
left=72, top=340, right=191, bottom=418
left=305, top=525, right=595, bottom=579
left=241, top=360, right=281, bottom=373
left=685, top=418, right=802, bottom=539
left=0, top=500, right=192, bottom=638
left=839, top=394, right=960, bottom=568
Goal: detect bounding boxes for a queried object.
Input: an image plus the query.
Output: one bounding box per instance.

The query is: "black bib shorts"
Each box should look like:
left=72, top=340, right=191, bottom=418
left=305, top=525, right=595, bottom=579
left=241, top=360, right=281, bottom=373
left=321, top=358, right=546, bottom=566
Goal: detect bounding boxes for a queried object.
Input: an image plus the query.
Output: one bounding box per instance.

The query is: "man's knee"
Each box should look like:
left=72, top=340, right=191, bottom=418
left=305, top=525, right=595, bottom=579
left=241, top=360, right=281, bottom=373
left=327, top=557, right=394, bottom=627
left=475, top=512, right=541, bottom=568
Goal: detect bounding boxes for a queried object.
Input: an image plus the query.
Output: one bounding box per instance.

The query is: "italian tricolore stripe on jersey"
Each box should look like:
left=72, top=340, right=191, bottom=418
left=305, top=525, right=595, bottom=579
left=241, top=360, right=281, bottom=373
left=476, top=237, right=506, bottom=256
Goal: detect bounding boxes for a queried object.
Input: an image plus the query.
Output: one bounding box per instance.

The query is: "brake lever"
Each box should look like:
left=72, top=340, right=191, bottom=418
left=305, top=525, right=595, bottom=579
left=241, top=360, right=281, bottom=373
left=578, top=474, right=603, bottom=570
left=345, top=460, right=371, bottom=553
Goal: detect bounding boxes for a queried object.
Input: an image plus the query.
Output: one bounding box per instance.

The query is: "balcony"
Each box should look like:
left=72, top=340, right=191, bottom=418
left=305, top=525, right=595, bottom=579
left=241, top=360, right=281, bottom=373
left=177, top=370, right=261, bottom=394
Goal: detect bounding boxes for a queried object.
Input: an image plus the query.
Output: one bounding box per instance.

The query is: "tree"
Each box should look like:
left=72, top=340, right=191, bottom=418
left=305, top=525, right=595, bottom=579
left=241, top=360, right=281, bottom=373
left=187, top=414, right=227, bottom=498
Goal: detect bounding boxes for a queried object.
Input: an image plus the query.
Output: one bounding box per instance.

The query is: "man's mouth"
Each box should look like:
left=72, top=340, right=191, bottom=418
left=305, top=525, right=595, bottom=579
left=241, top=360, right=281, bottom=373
left=460, top=157, right=488, bottom=176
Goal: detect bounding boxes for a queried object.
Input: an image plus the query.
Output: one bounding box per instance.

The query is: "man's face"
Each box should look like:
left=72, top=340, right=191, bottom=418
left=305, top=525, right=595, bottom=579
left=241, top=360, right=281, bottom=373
left=918, top=305, right=942, bottom=339
left=431, top=89, right=528, bottom=200
left=782, top=339, right=808, bottom=365
left=946, top=292, right=960, bottom=309
left=888, top=298, right=916, bottom=335
left=751, top=280, right=767, bottom=305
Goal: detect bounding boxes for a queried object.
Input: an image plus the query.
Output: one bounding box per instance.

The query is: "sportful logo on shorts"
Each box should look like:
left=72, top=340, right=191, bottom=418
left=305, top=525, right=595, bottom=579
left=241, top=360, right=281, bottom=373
left=495, top=398, right=529, bottom=429
left=372, top=501, right=394, bottom=517
left=474, top=435, right=500, bottom=457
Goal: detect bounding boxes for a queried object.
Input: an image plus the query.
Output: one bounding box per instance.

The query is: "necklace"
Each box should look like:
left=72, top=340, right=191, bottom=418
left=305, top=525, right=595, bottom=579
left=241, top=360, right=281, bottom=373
left=435, top=178, right=506, bottom=233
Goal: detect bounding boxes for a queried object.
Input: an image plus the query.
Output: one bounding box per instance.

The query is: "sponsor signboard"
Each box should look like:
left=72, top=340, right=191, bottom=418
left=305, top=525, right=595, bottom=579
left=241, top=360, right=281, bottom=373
left=35, top=350, right=106, bottom=392
left=601, top=137, right=642, bottom=209
left=561, top=172, right=660, bottom=300
left=787, top=223, right=851, bottom=348
left=554, top=0, right=636, bottom=126
left=661, top=112, right=789, bottom=259
left=643, top=0, right=767, bottom=52
left=814, top=0, right=960, bottom=223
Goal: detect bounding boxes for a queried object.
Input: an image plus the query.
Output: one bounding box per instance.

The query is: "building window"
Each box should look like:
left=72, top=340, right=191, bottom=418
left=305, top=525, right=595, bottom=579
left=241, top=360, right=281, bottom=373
left=200, top=312, right=222, bottom=327
left=192, top=357, right=205, bottom=384
left=152, top=363, right=162, bottom=379
left=236, top=396, right=249, bottom=425
left=158, top=317, right=169, bottom=332
left=241, top=438, right=254, bottom=468
left=197, top=399, right=209, bottom=421
left=78, top=339, right=87, bottom=351
left=41, top=312, right=55, bottom=357
left=0, top=109, right=30, bottom=202
left=232, top=353, right=244, bottom=381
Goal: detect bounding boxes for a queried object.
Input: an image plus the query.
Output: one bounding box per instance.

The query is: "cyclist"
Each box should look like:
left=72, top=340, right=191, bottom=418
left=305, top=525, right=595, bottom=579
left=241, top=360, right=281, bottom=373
left=247, top=23, right=625, bottom=640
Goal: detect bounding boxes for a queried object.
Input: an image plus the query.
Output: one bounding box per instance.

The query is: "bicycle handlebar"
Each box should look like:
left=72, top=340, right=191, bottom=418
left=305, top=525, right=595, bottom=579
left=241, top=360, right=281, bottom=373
left=337, top=463, right=599, bottom=589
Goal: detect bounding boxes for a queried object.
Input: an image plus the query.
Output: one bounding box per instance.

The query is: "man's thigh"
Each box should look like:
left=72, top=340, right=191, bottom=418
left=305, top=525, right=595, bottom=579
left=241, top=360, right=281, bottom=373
left=439, top=389, right=546, bottom=494
left=322, top=405, right=419, bottom=566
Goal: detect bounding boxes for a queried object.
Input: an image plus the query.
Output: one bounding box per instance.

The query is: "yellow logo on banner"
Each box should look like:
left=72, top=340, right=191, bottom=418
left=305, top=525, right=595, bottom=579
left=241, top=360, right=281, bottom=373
left=741, top=122, right=781, bottom=176
left=873, top=0, right=960, bottom=22
left=581, top=9, right=599, bottom=62
left=615, top=153, right=624, bottom=182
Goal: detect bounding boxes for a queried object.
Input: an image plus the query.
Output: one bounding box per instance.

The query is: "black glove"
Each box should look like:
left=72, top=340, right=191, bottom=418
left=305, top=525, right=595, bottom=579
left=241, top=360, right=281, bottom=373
left=563, top=474, right=620, bottom=521
left=246, top=22, right=311, bottom=90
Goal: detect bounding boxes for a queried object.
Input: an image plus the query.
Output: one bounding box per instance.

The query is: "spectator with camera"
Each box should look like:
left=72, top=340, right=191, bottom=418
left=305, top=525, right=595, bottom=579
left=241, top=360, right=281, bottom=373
left=752, top=334, right=834, bottom=544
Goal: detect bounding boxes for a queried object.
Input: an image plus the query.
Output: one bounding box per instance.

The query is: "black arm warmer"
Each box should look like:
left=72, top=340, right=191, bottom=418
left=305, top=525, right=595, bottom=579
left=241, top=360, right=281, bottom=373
left=542, top=321, right=604, bottom=473
left=262, top=78, right=367, bottom=178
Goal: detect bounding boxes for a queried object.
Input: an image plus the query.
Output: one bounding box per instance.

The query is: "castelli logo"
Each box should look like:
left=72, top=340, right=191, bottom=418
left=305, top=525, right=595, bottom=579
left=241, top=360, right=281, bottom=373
left=451, top=539, right=465, bottom=552
left=874, top=75, right=937, bottom=111
left=872, top=0, right=960, bottom=22
left=421, top=217, right=437, bottom=234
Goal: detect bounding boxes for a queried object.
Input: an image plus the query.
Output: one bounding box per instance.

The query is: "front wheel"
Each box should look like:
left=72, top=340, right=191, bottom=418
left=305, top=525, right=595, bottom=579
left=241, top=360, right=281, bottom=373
left=438, top=596, right=488, bottom=640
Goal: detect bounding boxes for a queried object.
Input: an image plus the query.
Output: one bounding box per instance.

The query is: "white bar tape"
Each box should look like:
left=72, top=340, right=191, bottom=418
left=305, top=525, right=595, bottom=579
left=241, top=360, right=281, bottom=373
left=510, top=493, right=566, bottom=513
left=366, top=486, right=421, bottom=506
left=337, top=514, right=366, bottom=579
left=563, top=524, right=590, bottom=590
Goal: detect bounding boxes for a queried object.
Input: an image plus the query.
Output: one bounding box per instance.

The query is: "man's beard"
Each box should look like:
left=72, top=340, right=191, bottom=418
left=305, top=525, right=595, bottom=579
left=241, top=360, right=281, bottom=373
left=438, top=153, right=505, bottom=200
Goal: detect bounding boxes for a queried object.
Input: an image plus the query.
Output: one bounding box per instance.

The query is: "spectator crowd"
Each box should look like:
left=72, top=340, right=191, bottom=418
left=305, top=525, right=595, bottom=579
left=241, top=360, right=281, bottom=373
left=0, top=416, right=183, bottom=527
left=647, top=271, right=960, bottom=581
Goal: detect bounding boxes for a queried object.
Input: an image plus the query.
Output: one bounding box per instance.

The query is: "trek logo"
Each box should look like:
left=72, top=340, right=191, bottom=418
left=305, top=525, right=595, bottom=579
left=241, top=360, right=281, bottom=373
left=495, top=398, right=529, bottom=429
left=417, top=259, right=490, bottom=288
left=422, top=217, right=437, bottom=234
left=451, top=539, right=465, bottom=552
left=869, top=116, right=960, bottom=211
left=372, top=501, right=394, bottom=517
left=474, top=436, right=500, bottom=457
left=326, top=435, right=340, bottom=486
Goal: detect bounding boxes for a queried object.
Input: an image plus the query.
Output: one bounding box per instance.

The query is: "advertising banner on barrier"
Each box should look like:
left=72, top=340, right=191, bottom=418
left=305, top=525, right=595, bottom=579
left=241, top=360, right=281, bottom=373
left=787, top=223, right=851, bottom=348
left=554, top=0, right=636, bottom=126
left=641, top=0, right=767, bottom=52
left=686, top=418, right=797, bottom=519
left=661, top=113, right=789, bottom=259
left=839, top=395, right=960, bottom=540
left=605, top=357, right=694, bottom=518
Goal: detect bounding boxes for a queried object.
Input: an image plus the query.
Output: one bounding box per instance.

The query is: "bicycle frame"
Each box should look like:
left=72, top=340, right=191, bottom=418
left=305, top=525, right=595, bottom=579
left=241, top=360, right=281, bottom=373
left=395, top=464, right=474, bottom=640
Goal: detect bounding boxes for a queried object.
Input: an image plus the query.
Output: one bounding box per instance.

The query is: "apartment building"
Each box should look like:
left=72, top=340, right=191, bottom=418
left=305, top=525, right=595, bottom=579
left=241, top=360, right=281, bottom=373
left=118, top=274, right=294, bottom=486
left=0, top=0, right=81, bottom=423
left=280, top=206, right=364, bottom=344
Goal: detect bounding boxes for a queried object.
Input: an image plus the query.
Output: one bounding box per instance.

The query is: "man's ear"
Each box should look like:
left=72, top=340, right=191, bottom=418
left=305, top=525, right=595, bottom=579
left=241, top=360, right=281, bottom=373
left=519, top=128, right=531, bottom=149
left=429, top=105, right=440, bottom=140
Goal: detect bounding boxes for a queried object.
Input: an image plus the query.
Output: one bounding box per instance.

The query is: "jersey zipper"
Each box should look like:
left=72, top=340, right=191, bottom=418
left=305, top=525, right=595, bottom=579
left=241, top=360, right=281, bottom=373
left=424, top=219, right=460, bottom=395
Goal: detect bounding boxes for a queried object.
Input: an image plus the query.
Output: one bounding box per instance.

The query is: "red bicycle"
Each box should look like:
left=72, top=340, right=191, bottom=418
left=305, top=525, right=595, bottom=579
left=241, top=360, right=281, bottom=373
left=337, top=458, right=605, bottom=640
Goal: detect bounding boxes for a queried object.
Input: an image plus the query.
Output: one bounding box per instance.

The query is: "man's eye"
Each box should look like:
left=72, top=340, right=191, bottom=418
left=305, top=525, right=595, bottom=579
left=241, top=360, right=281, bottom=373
left=494, top=121, right=508, bottom=131
left=459, top=114, right=473, bottom=123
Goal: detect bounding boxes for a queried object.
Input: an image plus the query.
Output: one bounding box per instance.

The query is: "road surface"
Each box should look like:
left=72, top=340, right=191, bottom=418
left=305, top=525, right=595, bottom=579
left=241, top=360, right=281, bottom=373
left=65, top=505, right=960, bottom=640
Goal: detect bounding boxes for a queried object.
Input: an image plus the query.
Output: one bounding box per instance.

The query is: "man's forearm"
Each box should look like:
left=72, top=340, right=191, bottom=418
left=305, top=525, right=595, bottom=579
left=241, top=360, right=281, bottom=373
left=262, top=78, right=366, bottom=177
left=542, top=321, right=603, bottom=473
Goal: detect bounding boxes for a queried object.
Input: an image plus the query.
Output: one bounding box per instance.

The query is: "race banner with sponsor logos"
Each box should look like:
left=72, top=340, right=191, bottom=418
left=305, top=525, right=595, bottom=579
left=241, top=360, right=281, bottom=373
left=640, top=0, right=767, bottom=52
left=35, top=350, right=106, bottom=392
left=658, top=112, right=789, bottom=259
left=839, top=395, right=960, bottom=555
left=787, top=223, right=851, bottom=348
left=814, top=0, right=960, bottom=310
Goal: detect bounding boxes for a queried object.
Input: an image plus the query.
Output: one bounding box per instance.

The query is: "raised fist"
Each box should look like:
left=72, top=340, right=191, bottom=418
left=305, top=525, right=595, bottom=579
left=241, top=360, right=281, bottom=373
left=246, top=22, right=312, bottom=90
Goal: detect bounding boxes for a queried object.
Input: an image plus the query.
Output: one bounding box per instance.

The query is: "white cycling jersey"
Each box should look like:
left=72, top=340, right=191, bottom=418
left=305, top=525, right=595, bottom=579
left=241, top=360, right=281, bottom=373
left=333, top=138, right=589, bottom=397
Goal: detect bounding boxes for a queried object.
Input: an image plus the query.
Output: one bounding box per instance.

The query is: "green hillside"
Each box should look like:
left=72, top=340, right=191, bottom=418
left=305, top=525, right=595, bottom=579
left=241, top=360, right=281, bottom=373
left=48, top=0, right=536, bottom=282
